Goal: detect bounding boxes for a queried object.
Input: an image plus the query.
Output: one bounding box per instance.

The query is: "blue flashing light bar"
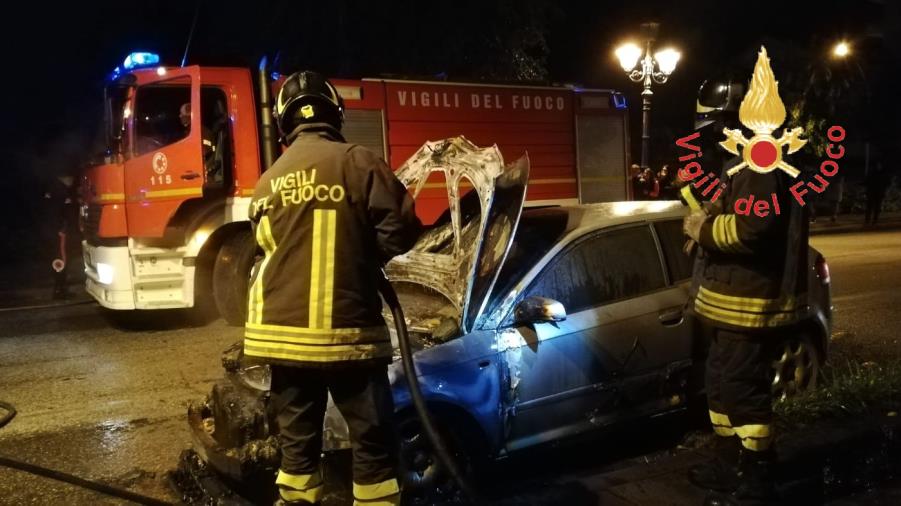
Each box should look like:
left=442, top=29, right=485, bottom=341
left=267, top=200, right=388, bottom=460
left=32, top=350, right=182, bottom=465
left=123, top=52, right=160, bottom=70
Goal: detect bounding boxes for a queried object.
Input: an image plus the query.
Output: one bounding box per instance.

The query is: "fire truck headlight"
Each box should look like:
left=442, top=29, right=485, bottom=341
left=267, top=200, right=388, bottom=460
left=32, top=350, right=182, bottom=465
left=97, top=262, right=115, bottom=285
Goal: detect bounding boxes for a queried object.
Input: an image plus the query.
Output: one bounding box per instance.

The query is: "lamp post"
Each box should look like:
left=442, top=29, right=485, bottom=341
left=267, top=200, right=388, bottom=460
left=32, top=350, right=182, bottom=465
left=615, top=23, right=681, bottom=170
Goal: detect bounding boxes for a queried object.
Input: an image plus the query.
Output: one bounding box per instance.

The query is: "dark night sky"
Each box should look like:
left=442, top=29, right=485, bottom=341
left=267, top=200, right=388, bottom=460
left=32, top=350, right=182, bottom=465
left=0, top=0, right=896, bottom=260
left=0, top=1, right=894, bottom=165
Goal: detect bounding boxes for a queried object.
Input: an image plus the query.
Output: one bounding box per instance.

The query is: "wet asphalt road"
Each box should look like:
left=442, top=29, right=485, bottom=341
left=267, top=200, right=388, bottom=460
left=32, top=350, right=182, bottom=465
left=809, top=229, right=901, bottom=362
left=0, top=306, right=240, bottom=504
left=0, top=229, right=897, bottom=505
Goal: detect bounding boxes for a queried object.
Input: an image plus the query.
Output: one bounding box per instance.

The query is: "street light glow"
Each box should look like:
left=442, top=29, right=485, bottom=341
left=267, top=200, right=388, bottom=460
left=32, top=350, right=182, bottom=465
left=654, top=48, right=681, bottom=75
left=615, top=26, right=680, bottom=170
left=615, top=43, right=642, bottom=72
left=833, top=41, right=851, bottom=58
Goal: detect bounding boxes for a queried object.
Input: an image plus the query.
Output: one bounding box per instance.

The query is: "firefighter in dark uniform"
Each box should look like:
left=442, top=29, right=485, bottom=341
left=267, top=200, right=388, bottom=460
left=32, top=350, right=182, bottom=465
left=245, top=71, right=422, bottom=505
left=681, top=78, right=808, bottom=506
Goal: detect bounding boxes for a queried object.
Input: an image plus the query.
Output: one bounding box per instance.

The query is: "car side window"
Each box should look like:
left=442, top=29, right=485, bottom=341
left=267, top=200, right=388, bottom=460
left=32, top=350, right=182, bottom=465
left=654, top=219, right=694, bottom=283
left=521, top=225, right=666, bottom=315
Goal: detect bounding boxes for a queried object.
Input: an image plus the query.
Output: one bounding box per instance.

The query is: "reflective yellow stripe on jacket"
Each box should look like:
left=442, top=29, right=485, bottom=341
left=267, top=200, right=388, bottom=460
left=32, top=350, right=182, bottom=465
left=309, top=209, right=337, bottom=329
left=694, top=285, right=799, bottom=328
left=244, top=209, right=392, bottom=363
left=244, top=322, right=392, bottom=363
left=710, top=215, right=752, bottom=254
left=680, top=185, right=701, bottom=210
left=247, top=216, right=277, bottom=325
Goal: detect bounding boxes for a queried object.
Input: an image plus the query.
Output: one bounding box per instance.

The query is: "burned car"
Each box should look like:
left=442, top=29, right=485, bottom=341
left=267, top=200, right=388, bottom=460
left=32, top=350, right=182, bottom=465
left=178, top=137, right=832, bottom=502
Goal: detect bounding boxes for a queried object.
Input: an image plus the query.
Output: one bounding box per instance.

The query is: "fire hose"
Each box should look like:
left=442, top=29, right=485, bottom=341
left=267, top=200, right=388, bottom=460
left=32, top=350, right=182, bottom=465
left=378, top=272, right=481, bottom=504
left=0, top=400, right=173, bottom=505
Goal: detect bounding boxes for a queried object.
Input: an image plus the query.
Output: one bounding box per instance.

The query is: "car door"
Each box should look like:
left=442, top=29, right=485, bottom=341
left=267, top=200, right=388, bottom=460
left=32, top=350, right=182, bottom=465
left=501, top=223, right=677, bottom=452
left=649, top=217, right=700, bottom=378
left=123, top=67, right=204, bottom=237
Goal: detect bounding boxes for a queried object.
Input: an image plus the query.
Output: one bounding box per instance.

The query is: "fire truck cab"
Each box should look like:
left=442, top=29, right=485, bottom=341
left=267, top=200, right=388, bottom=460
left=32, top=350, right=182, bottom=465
left=82, top=52, right=632, bottom=325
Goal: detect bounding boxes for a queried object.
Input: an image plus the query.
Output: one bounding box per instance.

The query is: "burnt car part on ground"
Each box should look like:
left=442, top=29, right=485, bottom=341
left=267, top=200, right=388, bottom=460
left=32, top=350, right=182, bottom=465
left=179, top=137, right=832, bottom=504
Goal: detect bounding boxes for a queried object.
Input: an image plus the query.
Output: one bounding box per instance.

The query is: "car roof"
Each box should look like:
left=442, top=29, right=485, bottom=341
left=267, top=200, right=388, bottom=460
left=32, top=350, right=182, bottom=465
left=522, top=200, right=688, bottom=235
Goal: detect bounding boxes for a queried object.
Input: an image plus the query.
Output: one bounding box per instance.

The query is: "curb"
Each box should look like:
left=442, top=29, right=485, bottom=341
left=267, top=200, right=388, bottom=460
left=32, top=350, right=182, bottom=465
left=0, top=299, right=93, bottom=313
left=573, top=416, right=901, bottom=505
left=777, top=415, right=901, bottom=502
left=810, top=219, right=901, bottom=236
left=0, top=281, right=91, bottom=312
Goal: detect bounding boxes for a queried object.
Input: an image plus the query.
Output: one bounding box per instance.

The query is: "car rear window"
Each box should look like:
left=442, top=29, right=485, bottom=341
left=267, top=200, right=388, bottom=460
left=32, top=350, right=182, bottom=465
left=653, top=219, right=694, bottom=283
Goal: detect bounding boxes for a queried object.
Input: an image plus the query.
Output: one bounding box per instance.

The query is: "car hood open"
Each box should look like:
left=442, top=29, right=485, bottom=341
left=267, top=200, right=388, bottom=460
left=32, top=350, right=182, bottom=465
left=386, top=136, right=529, bottom=335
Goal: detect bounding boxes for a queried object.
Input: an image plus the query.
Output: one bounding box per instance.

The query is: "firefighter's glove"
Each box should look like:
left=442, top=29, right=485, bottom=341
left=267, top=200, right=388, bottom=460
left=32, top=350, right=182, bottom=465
left=683, top=210, right=706, bottom=243
left=702, top=198, right=724, bottom=217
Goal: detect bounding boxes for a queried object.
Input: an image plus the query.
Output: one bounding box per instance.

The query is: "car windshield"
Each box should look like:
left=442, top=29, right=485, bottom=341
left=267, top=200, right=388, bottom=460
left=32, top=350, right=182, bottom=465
left=482, top=208, right=569, bottom=319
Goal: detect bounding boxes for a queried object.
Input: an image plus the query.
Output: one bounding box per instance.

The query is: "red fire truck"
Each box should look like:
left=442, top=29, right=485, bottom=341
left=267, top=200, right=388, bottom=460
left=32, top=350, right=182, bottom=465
left=82, top=52, right=631, bottom=324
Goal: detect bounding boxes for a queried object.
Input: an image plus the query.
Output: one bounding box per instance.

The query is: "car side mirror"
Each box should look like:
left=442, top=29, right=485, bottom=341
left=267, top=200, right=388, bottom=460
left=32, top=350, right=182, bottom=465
left=514, top=296, right=566, bottom=326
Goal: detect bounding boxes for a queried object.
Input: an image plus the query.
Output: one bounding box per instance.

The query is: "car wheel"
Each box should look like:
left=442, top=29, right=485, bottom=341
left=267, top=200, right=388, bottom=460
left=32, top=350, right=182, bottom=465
left=771, top=334, right=821, bottom=401
left=213, top=229, right=256, bottom=326
left=397, top=414, right=472, bottom=505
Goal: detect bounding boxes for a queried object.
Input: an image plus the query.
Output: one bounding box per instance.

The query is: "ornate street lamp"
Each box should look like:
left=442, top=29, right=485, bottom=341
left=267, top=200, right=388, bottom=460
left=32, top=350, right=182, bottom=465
left=615, top=23, right=681, bottom=170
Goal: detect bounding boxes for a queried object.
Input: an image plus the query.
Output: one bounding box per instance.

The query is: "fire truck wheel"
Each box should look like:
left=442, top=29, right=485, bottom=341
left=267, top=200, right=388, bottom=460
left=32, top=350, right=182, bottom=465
left=213, top=229, right=256, bottom=326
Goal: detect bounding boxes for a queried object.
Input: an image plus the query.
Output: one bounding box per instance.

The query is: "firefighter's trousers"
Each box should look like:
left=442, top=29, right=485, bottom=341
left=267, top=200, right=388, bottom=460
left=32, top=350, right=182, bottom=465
left=270, top=364, right=400, bottom=505
left=706, top=327, right=780, bottom=452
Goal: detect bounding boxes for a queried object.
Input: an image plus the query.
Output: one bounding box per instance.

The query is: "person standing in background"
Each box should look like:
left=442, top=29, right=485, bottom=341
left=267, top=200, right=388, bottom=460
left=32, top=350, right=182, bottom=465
left=643, top=168, right=660, bottom=199
left=658, top=164, right=677, bottom=199
left=630, top=163, right=642, bottom=200
left=43, top=175, right=79, bottom=299
left=865, top=160, right=889, bottom=225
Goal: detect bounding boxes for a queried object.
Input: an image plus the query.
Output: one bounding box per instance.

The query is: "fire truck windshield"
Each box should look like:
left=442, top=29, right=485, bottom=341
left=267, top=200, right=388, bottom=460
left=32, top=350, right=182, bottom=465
left=103, top=84, right=130, bottom=158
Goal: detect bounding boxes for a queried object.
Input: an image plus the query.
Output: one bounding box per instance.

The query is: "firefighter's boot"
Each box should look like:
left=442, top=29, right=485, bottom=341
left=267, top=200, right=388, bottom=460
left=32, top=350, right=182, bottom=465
left=688, top=435, right=740, bottom=492
left=273, top=470, right=323, bottom=506
left=274, top=499, right=318, bottom=506
left=703, top=449, right=778, bottom=506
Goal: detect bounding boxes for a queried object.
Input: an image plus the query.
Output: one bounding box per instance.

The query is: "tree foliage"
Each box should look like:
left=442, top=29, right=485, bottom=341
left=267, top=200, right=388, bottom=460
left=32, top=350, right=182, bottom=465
left=260, top=0, right=558, bottom=81
left=759, top=37, right=868, bottom=159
